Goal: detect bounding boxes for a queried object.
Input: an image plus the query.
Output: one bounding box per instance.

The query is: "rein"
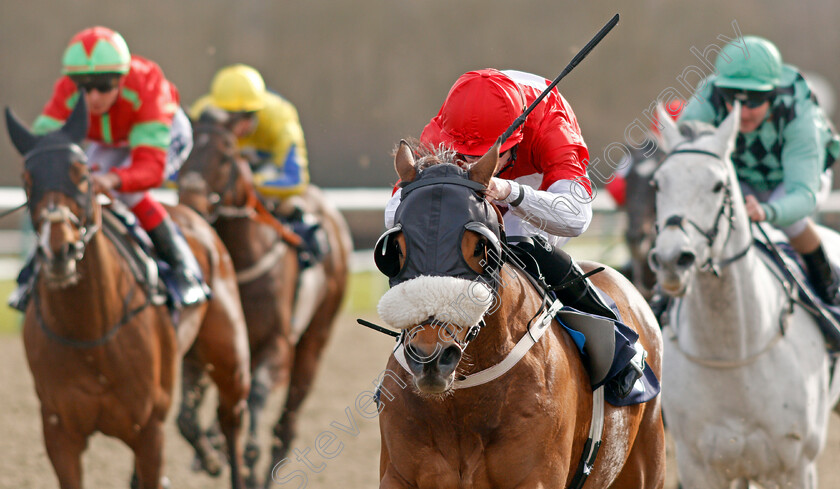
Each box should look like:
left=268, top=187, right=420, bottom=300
left=658, top=147, right=750, bottom=276
left=31, top=207, right=156, bottom=350
left=193, top=125, right=303, bottom=249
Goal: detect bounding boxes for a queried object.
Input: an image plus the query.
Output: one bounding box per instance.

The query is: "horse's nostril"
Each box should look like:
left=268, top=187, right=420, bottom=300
left=649, top=251, right=660, bottom=269
left=438, top=345, right=462, bottom=370
left=677, top=251, right=696, bottom=268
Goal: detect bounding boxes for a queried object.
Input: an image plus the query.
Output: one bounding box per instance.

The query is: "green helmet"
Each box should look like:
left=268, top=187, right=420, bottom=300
left=714, top=36, right=782, bottom=91
left=61, top=26, right=131, bottom=76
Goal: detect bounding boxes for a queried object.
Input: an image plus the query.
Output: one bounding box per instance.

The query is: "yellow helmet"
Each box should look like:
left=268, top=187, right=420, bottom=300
left=210, top=64, right=266, bottom=112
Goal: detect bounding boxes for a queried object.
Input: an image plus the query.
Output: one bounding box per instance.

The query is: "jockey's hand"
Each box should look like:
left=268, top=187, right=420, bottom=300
left=745, top=194, right=766, bottom=222
left=92, top=172, right=121, bottom=195
left=486, top=177, right=512, bottom=202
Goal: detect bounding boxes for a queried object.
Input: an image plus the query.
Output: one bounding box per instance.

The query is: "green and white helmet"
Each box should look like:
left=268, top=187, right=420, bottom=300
left=61, top=26, right=131, bottom=76
left=714, top=35, right=782, bottom=91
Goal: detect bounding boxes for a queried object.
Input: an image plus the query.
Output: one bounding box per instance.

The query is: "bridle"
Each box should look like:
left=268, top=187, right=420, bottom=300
left=655, top=147, right=750, bottom=276
left=24, top=143, right=154, bottom=349
left=24, top=143, right=100, bottom=268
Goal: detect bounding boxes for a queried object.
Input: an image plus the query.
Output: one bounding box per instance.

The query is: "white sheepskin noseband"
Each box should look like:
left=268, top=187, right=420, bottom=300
left=377, top=276, right=494, bottom=330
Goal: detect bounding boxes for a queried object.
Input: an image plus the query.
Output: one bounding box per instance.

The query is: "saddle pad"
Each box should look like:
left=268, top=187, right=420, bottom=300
left=753, top=239, right=840, bottom=326
left=556, top=286, right=661, bottom=407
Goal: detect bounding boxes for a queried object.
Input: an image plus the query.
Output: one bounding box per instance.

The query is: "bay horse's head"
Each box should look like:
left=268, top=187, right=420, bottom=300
left=649, top=102, right=745, bottom=296
left=5, top=97, right=97, bottom=287
left=375, top=141, right=504, bottom=394
left=178, top=108, right=254, bottom=219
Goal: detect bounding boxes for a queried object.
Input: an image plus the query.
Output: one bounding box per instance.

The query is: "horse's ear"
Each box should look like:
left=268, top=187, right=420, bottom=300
left=61, top=95, right=89, bottom=144
left=394, top=140, right=417, bottom=183
left=717, top=101, right=741, bottom=159
left=5, top=107, right=37, bottom=156
left=656, top=102, right=682, bottom=153
left=469, top=141, right=499, bottom=187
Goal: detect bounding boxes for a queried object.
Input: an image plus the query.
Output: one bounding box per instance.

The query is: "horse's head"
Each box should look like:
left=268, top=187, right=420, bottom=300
left=375, top=141, right=504, bottom=394
left=5, top=97, right=97, bottom=287
left=649, top=102, right=745, bottom=296
left=178, top=108, right=254, bottom=219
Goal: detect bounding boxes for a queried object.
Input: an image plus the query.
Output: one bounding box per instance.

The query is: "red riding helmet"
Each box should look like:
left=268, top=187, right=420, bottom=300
left=425, top=69, right=526, bottom=155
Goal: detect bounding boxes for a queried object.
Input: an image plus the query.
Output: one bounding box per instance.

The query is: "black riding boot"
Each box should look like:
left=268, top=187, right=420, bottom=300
left=802, top=245, right=840, bottom=307
left=508, top=236, right=641, bottom=398
left=8, top=252, right=37, bottom=312
left=280, top=205, right=326, bottom=269
left=148, top=217, right=209, bottom=307
left=509, top=236, right=618, bottom=320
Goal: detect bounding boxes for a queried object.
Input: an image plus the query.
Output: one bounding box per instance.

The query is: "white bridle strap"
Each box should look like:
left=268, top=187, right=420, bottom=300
left=393, top=299, right=563, bottom=389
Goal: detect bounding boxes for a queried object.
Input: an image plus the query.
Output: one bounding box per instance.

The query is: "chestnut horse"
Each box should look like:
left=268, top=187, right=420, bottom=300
left=374, top=142, right=665, bottom=488
left=5, top=99, right=250, bottom=489
left=177, top=112, right=352, bottom=487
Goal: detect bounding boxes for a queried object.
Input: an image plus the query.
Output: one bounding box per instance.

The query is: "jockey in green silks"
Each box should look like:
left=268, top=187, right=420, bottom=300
left=680, top=35, right=840, bottom=306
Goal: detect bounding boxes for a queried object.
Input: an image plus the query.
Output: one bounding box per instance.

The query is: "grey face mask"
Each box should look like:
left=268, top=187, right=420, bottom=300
left=374, top=164, right=503, bottom=288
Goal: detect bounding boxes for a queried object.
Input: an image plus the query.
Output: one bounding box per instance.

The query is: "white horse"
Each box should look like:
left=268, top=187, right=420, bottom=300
left=648, top=102, right=840, bottom=489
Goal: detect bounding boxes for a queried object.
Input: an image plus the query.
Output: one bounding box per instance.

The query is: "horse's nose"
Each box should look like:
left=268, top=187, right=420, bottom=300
left=404, top=342, right=462, bottom=378
left=649, top=247, right=696, bottom=272
left=437, top=345, right=462, bottom=375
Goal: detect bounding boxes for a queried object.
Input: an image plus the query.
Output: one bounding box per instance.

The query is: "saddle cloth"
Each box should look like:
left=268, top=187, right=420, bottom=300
left=101, top=205, right=181, bottom=310
left=554, top=286, right=661, bottom=407
left=753, top=239, right=840, bottom=330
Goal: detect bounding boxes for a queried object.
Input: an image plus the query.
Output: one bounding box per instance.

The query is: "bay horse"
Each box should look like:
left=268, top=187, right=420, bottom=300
left=648, top=102, right=840, bottom=488
left=177, top=110, right=352, bottom=488
left=373, top=141, right=665, bottom=488
left=623, top=141, right=664, bottom=300
left=5, top=98, right=250, bottom=489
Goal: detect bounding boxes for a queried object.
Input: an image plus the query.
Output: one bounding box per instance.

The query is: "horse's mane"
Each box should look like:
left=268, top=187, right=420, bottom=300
left=677, top=120, right=716, bottom=143
left=196, top=106, right=231, bottom=127
left=394, top=138, right=468, bottom=172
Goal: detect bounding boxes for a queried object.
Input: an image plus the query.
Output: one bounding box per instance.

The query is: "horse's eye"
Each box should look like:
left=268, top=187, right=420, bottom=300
left=713, top=181, right=724, bottom=193
left=473, top=239, right=487, bottom=257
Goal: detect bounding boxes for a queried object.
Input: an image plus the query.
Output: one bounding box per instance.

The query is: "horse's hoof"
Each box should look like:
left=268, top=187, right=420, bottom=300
left=203, top=453, right=223, bottom=477
left=190, top=454, right=203, bottom=473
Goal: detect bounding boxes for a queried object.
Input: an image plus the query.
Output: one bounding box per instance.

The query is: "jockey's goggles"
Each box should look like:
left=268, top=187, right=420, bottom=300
left=70, top=73, right=122, bottom=93
left=717, top=87, right=775, bottom=109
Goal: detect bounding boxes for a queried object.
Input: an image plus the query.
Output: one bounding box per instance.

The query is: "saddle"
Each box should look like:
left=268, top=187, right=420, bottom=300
left=555, top=290, right=661, bottom=407
left=102, top=202, right=190, bottom=311
left=753, top=238, right=840, bottom=344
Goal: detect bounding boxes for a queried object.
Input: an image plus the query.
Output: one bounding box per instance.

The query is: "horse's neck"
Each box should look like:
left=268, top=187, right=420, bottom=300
left=213, top=216, right=277, bottom=267
left=35, top=232, right=128, bottom=334
left=466, top=265, right=546, bottom=370
left=678, top=216, right=785, bottom=358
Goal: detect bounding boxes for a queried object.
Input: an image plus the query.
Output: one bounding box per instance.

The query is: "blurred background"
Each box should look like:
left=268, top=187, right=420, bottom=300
left=2, top=3, right=840, bottom=488
left=0, top=0, right=838, bottom=288
left=2, top=0, right=838, bottom=190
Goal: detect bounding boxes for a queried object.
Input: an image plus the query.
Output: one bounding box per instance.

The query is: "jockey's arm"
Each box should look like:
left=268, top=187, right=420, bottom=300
left=251, top=105, right=310, bottom=199
left=498, top=178, right=593, bottom=237
left=761, top=102, right=827, bottom=227
left=110, top=120, right=172, bottom=192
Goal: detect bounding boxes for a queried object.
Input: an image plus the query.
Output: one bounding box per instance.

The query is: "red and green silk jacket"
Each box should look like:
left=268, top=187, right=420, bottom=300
left=33, top=55, right=181, bottom=192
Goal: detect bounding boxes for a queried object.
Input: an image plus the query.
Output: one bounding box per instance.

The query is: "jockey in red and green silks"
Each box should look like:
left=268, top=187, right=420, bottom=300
left=679, top=35, right=840, bottom=305
left=18, top=26, right=207, bottom=308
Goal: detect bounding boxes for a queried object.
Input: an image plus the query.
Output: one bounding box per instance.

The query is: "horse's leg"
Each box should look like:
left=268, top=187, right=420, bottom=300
left=195, top=300, right=251, bottom=489
left=130, top=416, right=167, bottom=489
left=42, top=415, right=87, bottom=489
left=267, top=294, right=340, bottom=470
left=176, top=351, right=224, bottom=477
left=243, top=346, right=283, bottom=489
left=608, top=402, right=666, bottom=489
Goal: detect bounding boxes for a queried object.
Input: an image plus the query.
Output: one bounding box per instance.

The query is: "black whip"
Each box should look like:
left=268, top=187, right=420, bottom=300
left=497, top=14, right=620, bottom=148
left=357, top=318, right=400, bottom=338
